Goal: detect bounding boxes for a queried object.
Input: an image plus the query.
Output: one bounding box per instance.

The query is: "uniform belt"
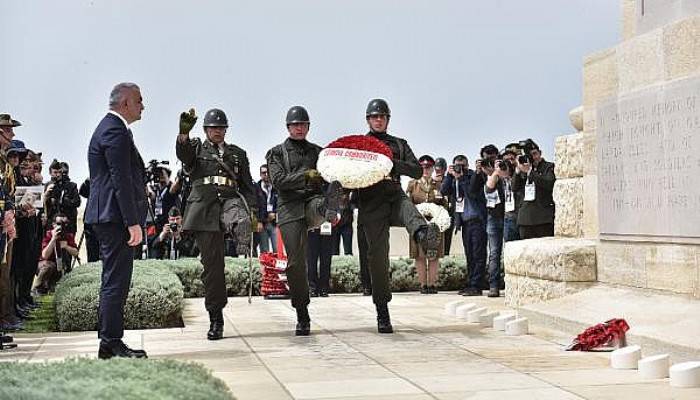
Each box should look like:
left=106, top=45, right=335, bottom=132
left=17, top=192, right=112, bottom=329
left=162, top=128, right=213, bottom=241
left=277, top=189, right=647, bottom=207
left=195, top=176, right=235, bottom=187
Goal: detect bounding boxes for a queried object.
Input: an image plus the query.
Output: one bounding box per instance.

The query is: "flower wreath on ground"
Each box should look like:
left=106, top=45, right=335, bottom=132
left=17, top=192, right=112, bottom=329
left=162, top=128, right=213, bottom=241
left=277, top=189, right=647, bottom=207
left=415, top=202, right=451, bottom=233
left=316, top=135, right=394, bottom=189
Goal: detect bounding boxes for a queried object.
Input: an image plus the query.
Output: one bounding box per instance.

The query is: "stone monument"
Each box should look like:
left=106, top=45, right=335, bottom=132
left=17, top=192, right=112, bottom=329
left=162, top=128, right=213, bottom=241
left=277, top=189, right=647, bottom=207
left=505, top=0, right=700, bottom=306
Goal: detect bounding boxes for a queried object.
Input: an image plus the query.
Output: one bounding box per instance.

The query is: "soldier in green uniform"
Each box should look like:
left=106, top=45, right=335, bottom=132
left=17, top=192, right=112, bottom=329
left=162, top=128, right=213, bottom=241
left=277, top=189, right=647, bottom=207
left=266, top=106, right=344, bottom=336
left=357, top=99, right=441, bottom=334
left=0, top=114, right=18, bottom=332
left=176, top=108, right=257, bottom=340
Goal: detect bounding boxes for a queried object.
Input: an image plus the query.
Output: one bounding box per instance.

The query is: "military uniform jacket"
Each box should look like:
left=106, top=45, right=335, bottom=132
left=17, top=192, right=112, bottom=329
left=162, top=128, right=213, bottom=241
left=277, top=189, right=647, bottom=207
left=512, top=159, right=556, bottom=226
left=265, top=138, right=323, bottom=226
left=176, top=138, right=257, bottom=232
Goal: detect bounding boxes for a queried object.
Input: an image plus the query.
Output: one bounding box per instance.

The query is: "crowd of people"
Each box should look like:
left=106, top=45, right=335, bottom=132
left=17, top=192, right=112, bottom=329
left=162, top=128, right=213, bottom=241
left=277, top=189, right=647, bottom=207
left=0, top=83, right=556, bottom=353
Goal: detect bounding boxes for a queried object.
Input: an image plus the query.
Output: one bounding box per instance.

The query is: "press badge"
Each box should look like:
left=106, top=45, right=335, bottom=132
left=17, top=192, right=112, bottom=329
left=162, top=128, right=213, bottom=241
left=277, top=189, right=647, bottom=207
left=320, top=221, right=332, bottom=235
left=524, top=183, right=536, bottom=202
left=505, top=193, right=515, bottom=212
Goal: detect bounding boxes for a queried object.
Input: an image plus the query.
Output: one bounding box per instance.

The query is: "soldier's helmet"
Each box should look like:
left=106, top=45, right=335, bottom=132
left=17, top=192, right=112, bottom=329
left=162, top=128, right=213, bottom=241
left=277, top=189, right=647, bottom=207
left=286, top=106, right=310, bottom=125
left=366, top=99, right=391, bottom=117
left=203, top=108, right=228, bottom=128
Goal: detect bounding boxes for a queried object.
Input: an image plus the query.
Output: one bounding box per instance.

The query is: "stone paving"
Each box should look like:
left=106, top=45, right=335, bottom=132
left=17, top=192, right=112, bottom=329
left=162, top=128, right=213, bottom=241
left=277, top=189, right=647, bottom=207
left=2, top=293, right=699, bottom=399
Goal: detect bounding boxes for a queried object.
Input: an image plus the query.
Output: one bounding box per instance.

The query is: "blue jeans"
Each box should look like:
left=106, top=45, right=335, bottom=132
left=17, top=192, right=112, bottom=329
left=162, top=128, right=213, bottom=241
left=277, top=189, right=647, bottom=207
left=503, top=214, right=520, bottom=242
left=486, top=215, right=504, bottom=289
left=460, top=218, right=487, bottom=289
left=258, top=222, right=277, bottom=253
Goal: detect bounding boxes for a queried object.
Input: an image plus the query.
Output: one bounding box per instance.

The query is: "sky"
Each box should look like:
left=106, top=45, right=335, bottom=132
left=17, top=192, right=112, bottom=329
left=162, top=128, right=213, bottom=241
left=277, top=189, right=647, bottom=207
left=1, top=0, right=620, bottom=183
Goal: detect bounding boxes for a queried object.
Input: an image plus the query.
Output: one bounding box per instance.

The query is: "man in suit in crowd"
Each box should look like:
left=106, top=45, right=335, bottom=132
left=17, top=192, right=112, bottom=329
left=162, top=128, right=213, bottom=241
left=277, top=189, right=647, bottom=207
left=86, top=82, right=147, bottom=359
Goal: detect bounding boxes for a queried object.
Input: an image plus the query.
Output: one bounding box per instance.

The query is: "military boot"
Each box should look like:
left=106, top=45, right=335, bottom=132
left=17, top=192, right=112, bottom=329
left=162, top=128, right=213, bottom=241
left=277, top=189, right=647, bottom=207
left=207, top=310, right=224, bottom=340
left=415, top=222, right=441, bottom=260
left=295, top=306, right=311, bottom=336
left=376, top=303, right=393, bottom=334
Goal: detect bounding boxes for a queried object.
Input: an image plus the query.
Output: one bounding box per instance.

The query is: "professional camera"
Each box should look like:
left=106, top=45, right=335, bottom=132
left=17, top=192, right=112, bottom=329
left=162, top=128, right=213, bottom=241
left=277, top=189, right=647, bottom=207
left=146, top=159, right=170, bottom=185
left=169, top=221, right=179, bottom=232
left=481, top=158, right=495, bottom=169
left=496, top=159, right=513, bottom=172
left=452, top=164, right=464, bottom=174
left=518, top=154, right=531, bottom=164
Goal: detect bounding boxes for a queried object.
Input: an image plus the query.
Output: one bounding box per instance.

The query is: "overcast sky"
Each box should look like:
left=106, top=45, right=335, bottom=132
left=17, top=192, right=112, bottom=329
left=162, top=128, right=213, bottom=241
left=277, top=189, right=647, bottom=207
left=2, top=0, right=620, bottom=182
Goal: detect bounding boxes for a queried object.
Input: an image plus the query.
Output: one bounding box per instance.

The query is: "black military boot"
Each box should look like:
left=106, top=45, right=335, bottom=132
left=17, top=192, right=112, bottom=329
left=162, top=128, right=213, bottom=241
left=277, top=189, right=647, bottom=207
left=415, top=222, right=441, bottom=260
left=376, top=303, right=394, bottom=334
left=207, top=310, right=224, bottom=340
left=322, top=181, right=346, bottom=223
left=295, top=306, right=311, bottom=336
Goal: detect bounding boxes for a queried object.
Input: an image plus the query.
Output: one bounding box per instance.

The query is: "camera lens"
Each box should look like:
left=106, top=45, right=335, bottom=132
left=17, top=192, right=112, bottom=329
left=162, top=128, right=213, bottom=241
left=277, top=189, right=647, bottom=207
left=518, top=155, right=530, bottom=164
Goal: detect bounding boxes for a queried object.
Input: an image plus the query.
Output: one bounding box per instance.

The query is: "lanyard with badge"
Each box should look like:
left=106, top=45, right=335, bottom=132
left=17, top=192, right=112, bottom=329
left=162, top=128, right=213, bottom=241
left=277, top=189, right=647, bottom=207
left=524, top=171, right=536, bottom=202
left=454, top=180, right=465, bottom=213
left=484, top=185, right=501, bottom=209
left=504, top=178, right=515, bottom=212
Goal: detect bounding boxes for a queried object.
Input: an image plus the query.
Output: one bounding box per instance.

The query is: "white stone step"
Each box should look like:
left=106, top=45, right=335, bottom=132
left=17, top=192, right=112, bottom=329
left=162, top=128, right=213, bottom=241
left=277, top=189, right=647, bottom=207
left=505, top=317, right=529, bottom=335
left=493, top=314, right=516, bottom=331
left=611, top=345, right=642, bottom=369
left=466, top=307, right=488, bottom=323
left=479, top=311, right=501, bottom=328
left=455, top=303, right=477, bottom=319
left=444, top=300, right=465, bottom=316
left=638, top=354, right=669, bottom=379
left=670, top=361, right=700, bottom=388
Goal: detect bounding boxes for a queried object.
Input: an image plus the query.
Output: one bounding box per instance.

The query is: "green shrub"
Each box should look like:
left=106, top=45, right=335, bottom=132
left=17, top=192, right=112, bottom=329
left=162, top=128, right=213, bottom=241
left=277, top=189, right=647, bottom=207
left=329, top=255, right=362, bottom=293
left=54, top=262, right=184, bottom=332
left=160, top=257, right=262, bottom=297
left=0, top=358, right=234, bottom=400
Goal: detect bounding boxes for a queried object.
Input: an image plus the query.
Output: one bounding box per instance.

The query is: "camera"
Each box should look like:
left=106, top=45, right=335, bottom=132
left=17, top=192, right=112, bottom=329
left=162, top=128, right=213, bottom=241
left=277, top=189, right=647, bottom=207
left=497, top=159, right=512, bottom=172
left=169, top=222, right=179, bottom=232
left=146, top=160, right=170, bottom=185
left=518, top=154, right=531, bottom=164
left=452, top=164, right=464, bottom=174
left=481, top=159, right=495, bottom=169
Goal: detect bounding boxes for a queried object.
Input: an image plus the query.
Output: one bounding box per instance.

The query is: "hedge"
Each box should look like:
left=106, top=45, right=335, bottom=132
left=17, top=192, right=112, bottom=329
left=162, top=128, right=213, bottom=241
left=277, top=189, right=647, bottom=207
left=0, top=358, right=234, bottom=400
left=54, top=262, right=184, bottom=331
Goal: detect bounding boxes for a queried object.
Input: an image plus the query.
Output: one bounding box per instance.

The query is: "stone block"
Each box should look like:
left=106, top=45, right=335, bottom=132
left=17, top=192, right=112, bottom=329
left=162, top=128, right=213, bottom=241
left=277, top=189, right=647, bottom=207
left=663, top=16, right=700, bottom=80
left=504, top=237, right=596, bottom=281
left=554, top=134, right=584, bottom=179
left=597, top=241, right=647, bottom=288
left=504, top=274, right=594, bottom=307
left=582, top=174, right=599, bottom=238
left=580, top=131, right=597, bottom=176
left=621, top=0, right=638, bottom=41
left=617, top=28, right=664, bottom=94
left=553, top=178, right=584, bottom=238
left=695, top=246, right=700, bottom=299
left=568, top=105, right=584, bottom=132
left=583, top=48, right=619, bottom=111
left=645, top=244, right=698, bottom=295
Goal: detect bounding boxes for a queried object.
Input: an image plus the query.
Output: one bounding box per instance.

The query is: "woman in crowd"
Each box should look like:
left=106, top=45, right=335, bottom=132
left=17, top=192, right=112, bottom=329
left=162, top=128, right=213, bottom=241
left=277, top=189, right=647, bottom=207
left=406, top=155, right=446, bottom=294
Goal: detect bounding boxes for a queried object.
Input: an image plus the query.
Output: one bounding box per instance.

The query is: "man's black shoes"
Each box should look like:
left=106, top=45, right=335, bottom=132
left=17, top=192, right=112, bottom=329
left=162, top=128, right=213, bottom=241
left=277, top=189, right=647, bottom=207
left=98, top=341, right=147, bottom=360
left=462, top=287, right=482, bottom=296
left=415, top=223, right=441, bottom=260
left=295, top=306, right=311, bottom=336
left=207, top=310, right=224, bottom=340
left=376, top=303, right=393, bottom=334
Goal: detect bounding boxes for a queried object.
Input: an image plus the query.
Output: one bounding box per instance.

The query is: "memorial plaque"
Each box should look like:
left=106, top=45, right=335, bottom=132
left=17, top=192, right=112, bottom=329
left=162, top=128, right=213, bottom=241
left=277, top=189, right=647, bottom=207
left=597, top=76, right=700, bottom=243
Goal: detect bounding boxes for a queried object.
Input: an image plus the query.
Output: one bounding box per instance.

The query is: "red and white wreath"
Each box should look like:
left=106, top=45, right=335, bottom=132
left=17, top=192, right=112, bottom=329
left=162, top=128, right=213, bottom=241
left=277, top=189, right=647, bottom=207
left=317, top=135, right=394, bottom=189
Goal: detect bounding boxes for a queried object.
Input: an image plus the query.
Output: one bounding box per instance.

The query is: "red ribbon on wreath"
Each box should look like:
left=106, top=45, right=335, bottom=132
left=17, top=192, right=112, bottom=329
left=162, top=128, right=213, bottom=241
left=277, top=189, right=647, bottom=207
left=325, top=135, right=393, bottom=159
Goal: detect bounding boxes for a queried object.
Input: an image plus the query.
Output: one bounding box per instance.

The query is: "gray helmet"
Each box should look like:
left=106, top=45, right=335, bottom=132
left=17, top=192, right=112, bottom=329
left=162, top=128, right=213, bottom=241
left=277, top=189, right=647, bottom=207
left=434, top=157, right=447, bottom=170
left=286, top=106, right=310, bottom=125
left=203, top=108, right=228, bottom=128
left=366, top=99, right=390, bottom=117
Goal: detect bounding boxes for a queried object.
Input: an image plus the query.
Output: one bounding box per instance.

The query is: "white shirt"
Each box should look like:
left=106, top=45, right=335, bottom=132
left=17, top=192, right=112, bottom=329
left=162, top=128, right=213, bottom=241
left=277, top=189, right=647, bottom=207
left=108, top=110, right=130, bottom=129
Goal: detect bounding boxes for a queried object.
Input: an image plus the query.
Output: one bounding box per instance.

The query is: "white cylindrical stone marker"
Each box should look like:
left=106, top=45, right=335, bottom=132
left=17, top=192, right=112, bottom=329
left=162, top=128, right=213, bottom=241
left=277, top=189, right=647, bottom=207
left=670, top=361, right=700, bottom=388
left=455, top=303, right=476, bottom=319
left=505, top=317, right=529, bottom=335
left=479, top=311, right=500, bottom=328
left=638, top=354, right=669, bottom=379
left=610, top=345, right=642, bottom=369
left=444, top=300, right=465, bottom=316
left=466, top=307, right=487, bottom=323
left=493, top=314, right=516, bottom=331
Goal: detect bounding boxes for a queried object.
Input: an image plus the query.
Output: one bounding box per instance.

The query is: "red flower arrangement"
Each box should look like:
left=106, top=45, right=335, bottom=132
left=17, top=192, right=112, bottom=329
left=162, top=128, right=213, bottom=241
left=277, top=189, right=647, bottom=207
left=566, top=318, right=630, bottom=351
left=325, top=134, right=393, bottom=159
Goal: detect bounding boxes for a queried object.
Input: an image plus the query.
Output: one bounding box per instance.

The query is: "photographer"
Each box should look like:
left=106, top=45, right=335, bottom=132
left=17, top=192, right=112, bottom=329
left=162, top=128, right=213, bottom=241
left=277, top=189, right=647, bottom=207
left=512, top=139, right=556, bottom=239
left=441, top=154, right=487, bottom=296
left=255, top=164, right=278, bottom=254
left=145, top=161, right=180, bottom=230
left=480, top=145, right=517, bottom=297
left=33, top=213, right=78, bottom=294
left=501, top=145, right=522, bottom=242
left=44, top=160, right=80, bottom=233
left=148, top=207, right=198, bottom=259
left=79, top=178, right=100, bottom=262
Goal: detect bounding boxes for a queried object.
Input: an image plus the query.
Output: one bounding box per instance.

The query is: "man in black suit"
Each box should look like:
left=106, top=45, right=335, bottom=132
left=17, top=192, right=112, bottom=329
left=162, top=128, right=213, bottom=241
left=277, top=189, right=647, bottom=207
left=86, top=82, right=147, bottom=359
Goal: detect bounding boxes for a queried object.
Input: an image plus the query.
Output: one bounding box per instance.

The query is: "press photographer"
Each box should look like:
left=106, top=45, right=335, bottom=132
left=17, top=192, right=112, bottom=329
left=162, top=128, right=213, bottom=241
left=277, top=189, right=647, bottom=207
left=512, top=139, right=556, bottom=239
left=145, top=160, right=181, bottom=230
left=33, top=213, right=78, bottom=294
left=148, top=207, right=198, bottom=259
left=44, top=160, right=80, bottom=233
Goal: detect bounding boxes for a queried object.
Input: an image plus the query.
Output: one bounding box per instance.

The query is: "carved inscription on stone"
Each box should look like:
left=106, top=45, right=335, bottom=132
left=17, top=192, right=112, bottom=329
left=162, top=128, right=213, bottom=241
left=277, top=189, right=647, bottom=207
left=597, top=76, right=700, bottom=241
